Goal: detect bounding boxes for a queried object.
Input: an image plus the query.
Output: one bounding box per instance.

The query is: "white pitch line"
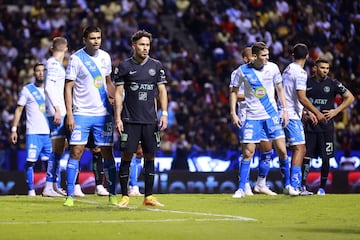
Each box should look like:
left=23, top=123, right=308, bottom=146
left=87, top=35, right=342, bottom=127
left=75, top=198, right=257, bottom=222
left=0, top=217, right=250, bottom=225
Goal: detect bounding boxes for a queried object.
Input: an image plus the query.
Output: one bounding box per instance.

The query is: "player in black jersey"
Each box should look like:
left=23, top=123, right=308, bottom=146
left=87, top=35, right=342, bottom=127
left=113, top=30, right=168, bottom=207
left=302, top=58, right=354, bottom=195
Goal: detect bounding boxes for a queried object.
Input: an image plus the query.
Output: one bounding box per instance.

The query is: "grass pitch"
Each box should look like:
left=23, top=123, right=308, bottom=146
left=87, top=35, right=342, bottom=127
left=0, top=194, right=359, bottom=240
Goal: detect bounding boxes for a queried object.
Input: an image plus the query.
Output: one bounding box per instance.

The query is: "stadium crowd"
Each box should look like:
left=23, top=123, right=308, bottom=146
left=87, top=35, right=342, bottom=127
left=0, top=0, right=360, bottom=170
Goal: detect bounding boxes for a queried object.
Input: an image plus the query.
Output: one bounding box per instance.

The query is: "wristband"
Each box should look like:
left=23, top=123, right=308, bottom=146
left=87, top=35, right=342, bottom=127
left=11, top=126, right=17, bottom=132
left=162, top=110, right=168, bottom=116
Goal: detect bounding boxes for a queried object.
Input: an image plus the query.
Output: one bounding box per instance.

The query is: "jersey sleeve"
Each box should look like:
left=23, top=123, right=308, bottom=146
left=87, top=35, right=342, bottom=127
left=113, top=62, right=126, bottom=85
left=17, top=87, right=29, bottom=106
left=295, top=68, right=307, bottom=91
left=156, top=60, right=167, bottom=85
left=65, top=55, right=79, bottom=81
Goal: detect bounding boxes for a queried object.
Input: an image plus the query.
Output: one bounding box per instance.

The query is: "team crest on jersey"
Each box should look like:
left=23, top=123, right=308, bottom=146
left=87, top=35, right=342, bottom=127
left=148, top=68, right=156, bottom=76
left=254, top=86, right=266, bottom=98
left=323, top=86, right=330, bottom=93
left=130, top=82, right=139, bottom=91
left=94, top=76, right=103, bottom=88
left=39, top=103, right=46, bottom=113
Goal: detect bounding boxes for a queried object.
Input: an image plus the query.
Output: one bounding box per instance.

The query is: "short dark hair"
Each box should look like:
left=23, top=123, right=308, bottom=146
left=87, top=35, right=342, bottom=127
left=131, top=30, right=152, bottom=44
left=315, top=58, right=330, bottom=66
left=83, top=26, right=102, bottom=38
left=292, top=43, right=308, bottom=60
left=33, top=62, right=45, bottom=72
left=251, top=42, right=267, bottom=55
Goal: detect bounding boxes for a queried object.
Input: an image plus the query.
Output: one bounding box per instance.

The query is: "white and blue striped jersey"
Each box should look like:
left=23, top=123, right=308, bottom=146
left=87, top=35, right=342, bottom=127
left=231, top=62, right=282, bottom=120
left=45, top=56, right=66, bottom=117
left=18, top=84, right=50, bottom=134
left=65, top=48, right=112, bottom=116
left=281, top=62, right=307, bottom=120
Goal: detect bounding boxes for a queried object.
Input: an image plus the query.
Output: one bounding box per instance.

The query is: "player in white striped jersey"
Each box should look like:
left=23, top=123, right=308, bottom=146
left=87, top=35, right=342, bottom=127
left=230, top=47, right=276, bottom=197
left=43, top=37, right=68, bottom=197
left=229, top=42, right=289, bottom=197
left=10, top=63, right=52, bottom=196
left=64, top=26, right=116, bottom=207
left=281, top=43, right=325, bottom=195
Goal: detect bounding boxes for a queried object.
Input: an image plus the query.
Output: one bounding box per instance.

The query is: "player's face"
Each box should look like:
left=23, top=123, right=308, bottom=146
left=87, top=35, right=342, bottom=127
left=83, top=32, right=102, bottom=51
left=34, top=65, right=45, bottom=82
left=316, top=62, right=330, bottom=79
left=254, top=49, right=269, bottom=66
left=133, top=37, right=150, bottom=60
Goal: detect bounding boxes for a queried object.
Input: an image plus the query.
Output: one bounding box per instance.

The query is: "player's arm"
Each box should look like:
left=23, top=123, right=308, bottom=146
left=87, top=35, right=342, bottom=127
left=275, top=82, right=289, bottom=127
left=114, top=84, right=124, bottom=134
left=297, top=89, right=325, bottom=122
left=9, top=105, right=24, bottom=144
left=45, top=75, right=62, bottom=125
left=229, top=86, right=241, bottom=128
left=323, top=90, right=355, bottom=121
left=106, top=75, right=115, bottom=99
left=157, top=83, right=168, bottom=131
left=64, top=79, right=75, bottom=131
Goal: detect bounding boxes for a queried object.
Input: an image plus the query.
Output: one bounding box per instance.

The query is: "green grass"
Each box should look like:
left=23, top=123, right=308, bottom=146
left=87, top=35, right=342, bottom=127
left=0, top=194, right=359, bottom=240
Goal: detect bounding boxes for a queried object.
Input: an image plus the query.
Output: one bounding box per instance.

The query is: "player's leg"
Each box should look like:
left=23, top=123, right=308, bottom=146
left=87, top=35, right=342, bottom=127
left=317, top=131, right=334, bottom=195
left=253, top=139, right=276, bottom=195
left=302, top=131, right=318, bottom=195
left=42, top=135, right=62, bottom=197
left=117, top=123, right=141, bottom=206
left=25, top=134, right=43, bottom=196
left=285, top=119, right=306, bottom=196
left=94, top=115, right=117, bottom=204
left=142, top=124, right=164, bottom=206
left=87, top=130, right=109, bottom=196
left=64, top=115, right=89, bottom=206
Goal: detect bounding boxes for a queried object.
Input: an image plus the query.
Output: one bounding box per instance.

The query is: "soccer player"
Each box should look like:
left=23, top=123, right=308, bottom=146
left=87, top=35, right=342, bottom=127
left=114, top=30, right=168, bottom=207
left=10, top=63, right=52, bottom=196
left=63, top=26, right=117, bottom=207
left=302, top=58, right=354, bottom=195
left=229, top=42, right=290, bottom=198
left=281, top=43, right=325, bottom=196
left=230, top=47, right=276, bottom=197
left=43, top=36, right=68, bottom=197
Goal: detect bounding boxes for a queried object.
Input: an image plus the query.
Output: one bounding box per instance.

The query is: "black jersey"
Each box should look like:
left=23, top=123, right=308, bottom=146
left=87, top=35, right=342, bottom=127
left=113, top=56, right=167, bottom=124
left=304, top=76, right=348, bottom=132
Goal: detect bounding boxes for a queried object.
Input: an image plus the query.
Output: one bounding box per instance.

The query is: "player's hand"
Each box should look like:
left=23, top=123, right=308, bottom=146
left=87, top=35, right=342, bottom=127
left=66, top=114, right=75, bottom=132
left=323, top=109, right=336, bottom=121
left=54, top=110, right=62, bottom=125
left=159, top=115, right=168, bottom=131
left=315, top=111, right=326, bottom=123
left=9, top=132, right=18, bottom=144
left=281, top=110, right=289, bottom=127
left=307, top=111, right=318, bottom=125
left=230, top=112, right=242, bottom=129
left=115, top=119, right=124, bottom=134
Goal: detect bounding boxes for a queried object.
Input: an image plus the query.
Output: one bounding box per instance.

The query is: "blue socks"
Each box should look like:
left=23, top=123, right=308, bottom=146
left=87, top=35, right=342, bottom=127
left=25, top=161, right=35, bottom=190
left=66, top=158, right=79, bottom=197
left=129, top=156, right=142, bottom=187
left=291, top=165, right=302, bottom=188
left=280, top=157, right=290, bottom=187
left=239, top=160, right=251, bottom=190
left=259, top=150, right=272, bottom=178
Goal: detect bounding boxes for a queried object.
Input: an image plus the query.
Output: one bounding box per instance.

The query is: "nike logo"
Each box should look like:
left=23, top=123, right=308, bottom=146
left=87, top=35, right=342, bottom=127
left=306, top=87, right=312, bottom=91
left=129, top=70, right=137, bottom=75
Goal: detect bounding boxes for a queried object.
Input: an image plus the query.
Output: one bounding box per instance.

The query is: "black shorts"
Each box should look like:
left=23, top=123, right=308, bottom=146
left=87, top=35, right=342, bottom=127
left=120, top=123, right=160, bottom=153
left=305, top=131, right=334, bottom=159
